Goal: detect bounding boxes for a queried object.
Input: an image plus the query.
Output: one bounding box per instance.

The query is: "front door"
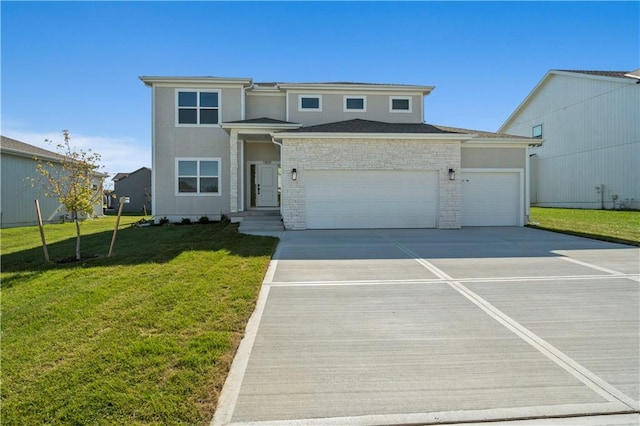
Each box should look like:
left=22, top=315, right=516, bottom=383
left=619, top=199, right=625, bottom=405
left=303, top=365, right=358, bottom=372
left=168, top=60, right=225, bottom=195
left=256, top=164, right=279, bottom=207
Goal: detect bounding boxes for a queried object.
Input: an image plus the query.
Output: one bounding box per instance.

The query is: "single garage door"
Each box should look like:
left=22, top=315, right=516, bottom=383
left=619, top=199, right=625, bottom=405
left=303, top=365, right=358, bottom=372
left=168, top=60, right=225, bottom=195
left=306, top=170, right=438, bottom=229
left=461, top=171, right=521, bottom=226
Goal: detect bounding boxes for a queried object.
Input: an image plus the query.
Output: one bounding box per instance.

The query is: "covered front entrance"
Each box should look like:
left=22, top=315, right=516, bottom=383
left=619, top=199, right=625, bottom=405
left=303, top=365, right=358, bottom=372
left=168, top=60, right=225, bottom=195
left=221, top=117, right=301, bottom=213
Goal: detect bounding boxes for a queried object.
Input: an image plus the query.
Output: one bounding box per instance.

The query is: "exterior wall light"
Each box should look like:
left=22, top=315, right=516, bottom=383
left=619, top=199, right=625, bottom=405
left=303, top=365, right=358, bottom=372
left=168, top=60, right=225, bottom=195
left=448, top=168, right=455, bottom=180
left=292, top=168, right=297, bottom=181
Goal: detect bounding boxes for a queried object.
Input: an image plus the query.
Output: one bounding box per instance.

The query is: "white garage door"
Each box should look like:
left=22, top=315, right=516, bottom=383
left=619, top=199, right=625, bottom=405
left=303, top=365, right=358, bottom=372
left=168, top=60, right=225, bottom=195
left=462, top=171, right=521, bottom=226
left=306, top=170, right=438, bottom=229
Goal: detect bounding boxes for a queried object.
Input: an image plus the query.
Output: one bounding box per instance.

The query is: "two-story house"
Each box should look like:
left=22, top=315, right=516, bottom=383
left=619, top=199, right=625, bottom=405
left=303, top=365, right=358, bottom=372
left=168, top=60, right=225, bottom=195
left=140, top=77, right=537, bottom=229
left=499, top=69, right=639, bottom=210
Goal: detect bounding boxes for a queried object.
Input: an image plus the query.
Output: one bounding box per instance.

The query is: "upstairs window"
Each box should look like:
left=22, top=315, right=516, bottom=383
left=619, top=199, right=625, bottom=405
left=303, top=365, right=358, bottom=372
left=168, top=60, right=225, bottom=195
left=298, top=95, right=322, bottom=111
left=177, top=90, right=220, bottom=125
left=176, top=158, right=220, bottom=195
left=390, top=96, right=412, bottom=112
left=344, top=96, right=366, bottom=112
left=532, top=124, right=543, bottom=138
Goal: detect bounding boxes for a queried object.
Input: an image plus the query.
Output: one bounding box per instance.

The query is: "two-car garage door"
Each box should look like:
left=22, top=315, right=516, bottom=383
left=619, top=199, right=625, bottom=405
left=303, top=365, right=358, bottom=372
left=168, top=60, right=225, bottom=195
left=303, top=169, right=522, bottom=229
left=305, top=170, right=438, bottom=229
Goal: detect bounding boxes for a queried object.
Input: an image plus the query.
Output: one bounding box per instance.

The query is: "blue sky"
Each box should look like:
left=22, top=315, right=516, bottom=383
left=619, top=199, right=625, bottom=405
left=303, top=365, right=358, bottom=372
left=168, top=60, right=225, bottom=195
left=2, top=1, right=638, bottom=183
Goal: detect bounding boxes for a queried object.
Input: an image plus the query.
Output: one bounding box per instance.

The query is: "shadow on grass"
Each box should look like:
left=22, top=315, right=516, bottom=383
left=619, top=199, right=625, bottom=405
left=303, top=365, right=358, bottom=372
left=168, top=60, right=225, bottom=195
left=1, top=222, right=279, bottom=280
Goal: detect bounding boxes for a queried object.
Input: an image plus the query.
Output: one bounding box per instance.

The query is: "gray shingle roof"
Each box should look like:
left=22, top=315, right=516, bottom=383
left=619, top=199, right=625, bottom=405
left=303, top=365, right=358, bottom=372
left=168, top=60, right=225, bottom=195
left=1, top=135, right=65, bottom=160
left=556, top=70, right=633, bottom=79
left=283, top=119, right=531, bottom=139
left=286, top=119, right=455, bottom=134
left=223, top=117, right=299, bottom=125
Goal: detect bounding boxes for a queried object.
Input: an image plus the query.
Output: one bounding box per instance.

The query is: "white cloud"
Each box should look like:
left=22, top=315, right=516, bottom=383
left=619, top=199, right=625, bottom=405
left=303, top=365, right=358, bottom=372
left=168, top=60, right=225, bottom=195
left=2, top=129, right=150, bottom=189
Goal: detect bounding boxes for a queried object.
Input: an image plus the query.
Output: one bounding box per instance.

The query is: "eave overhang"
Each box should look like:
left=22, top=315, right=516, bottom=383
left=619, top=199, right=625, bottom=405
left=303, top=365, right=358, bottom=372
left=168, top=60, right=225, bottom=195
left=270, top=132, right=472, bottom=141
left=139, top=76, right=253, bottom=88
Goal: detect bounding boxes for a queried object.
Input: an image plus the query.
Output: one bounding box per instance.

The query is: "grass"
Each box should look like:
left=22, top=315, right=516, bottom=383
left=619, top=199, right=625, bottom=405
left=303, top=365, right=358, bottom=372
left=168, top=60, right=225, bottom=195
left=529, top=207, right=640, bottom=246
left=1, top=216, right=278, bottom=425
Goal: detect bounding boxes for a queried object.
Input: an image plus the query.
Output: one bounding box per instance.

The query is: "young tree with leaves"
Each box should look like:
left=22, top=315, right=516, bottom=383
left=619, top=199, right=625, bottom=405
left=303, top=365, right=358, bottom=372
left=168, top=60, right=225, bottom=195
left=35, top=130, right=104, bottom=260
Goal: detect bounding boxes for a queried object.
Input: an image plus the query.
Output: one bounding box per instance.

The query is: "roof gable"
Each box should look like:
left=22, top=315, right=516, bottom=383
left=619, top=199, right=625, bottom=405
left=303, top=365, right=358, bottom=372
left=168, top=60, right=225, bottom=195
left=499, top=69, right=637, bottom=132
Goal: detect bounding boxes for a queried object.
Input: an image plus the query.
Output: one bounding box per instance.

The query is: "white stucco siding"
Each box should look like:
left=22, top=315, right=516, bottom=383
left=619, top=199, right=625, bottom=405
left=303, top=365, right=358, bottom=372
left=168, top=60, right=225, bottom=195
left=281, top=138, right=461, bottom=230
left=502, top=74, right=640, bottom=209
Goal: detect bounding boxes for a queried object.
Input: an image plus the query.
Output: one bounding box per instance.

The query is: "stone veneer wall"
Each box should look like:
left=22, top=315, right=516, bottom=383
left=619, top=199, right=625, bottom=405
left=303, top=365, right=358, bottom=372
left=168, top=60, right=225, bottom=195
left=281, top=138, right=461, bottom=230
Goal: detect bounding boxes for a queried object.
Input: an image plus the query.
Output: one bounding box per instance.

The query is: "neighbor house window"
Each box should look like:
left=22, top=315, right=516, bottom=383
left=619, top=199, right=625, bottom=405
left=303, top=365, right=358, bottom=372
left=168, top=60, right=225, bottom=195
left=176, top=158, right=220, bottom=195
left=532, top=124, right=542, bottom=138
left=298, top=95, right=322, bottom=111
left=390, top=96, right=412, bottom=112
left=177, top=90, right=220, bottom=125
left=344, top=96, right=366, bottom=112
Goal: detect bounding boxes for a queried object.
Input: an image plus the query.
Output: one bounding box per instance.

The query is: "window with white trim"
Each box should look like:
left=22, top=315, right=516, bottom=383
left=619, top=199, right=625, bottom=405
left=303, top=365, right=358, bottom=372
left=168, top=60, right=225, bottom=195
left=390, top=96, right=412, bottom=112
left=298, top=95, right=322, bottom=111
left=344, top=96, right=366, bottom=112
left=177, top=90, right=220, bottom=125
left=532, top=124, right=542, bottom=138
left=176, top=158, right=220, bottom=195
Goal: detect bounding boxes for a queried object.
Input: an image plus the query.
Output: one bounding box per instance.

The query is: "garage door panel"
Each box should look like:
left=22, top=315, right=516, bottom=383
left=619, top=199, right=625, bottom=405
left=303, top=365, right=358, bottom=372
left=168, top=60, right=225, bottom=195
left=306, top=170, right=438, bottom=229
left=462, top=172, right=520, bottom=226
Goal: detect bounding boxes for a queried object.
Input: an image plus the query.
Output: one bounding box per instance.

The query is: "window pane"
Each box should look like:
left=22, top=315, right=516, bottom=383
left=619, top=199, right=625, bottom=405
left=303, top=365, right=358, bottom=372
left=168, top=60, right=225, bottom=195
left=200, top=160, right=218, bottom=177
left=179, top=108, right=197, bottom=124
left=200, top=108, right=219, bottom=124
left=178, top=91, right=197, bottom=107
left=200, top=92, right=218, bottom=107
left=392, top=98, right=410, bottom=110
left=301, top=97, right=320, bottom=109
left=200, top=177, right=219, bottom=193
left=178, top=160, right=197, bottom=176
left=532, top=125, right=542, bottom=138
left=178, top=177, right=197, bottom=192
left=346, top=98, right=364, bottom=110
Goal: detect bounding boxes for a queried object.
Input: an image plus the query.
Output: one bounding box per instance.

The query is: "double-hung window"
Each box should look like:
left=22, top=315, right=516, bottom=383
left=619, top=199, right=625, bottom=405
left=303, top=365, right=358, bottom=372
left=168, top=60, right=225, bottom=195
left=390, top=96, right=412, bottom=113
left=176, top=158, right=220, bottom=195
left=177, top=90, right=220, bottom=125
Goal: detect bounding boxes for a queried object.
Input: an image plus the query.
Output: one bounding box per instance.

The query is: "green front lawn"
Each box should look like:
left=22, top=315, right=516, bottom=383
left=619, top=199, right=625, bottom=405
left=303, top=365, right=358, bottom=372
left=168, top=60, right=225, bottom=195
left=529, top=207, right=640, bottom=246
left=1, top=217, right=278, bottom=425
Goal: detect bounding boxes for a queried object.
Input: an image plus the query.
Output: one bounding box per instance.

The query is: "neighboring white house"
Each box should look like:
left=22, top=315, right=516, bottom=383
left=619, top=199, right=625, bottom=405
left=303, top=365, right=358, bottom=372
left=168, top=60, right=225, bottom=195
left=140, top=77, right=538, bottom=229
left=499, top=69, right=640, bottom=210
left=1, top=135, right=106, bottom=228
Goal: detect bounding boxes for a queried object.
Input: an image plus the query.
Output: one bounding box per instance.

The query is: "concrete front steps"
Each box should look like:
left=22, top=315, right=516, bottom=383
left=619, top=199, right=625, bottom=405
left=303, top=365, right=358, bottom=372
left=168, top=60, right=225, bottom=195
left=231, top=210, right=284, bottom=236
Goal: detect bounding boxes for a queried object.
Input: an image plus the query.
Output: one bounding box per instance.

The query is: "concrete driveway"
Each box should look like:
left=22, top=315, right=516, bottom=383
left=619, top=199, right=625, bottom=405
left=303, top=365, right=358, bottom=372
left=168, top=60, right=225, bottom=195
left=212, top=228, right=639, bottom=426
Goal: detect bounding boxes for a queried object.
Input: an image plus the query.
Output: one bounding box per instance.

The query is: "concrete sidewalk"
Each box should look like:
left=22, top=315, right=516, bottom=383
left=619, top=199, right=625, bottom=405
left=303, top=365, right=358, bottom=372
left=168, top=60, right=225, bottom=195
left=213, top=228, right=639, bottom=425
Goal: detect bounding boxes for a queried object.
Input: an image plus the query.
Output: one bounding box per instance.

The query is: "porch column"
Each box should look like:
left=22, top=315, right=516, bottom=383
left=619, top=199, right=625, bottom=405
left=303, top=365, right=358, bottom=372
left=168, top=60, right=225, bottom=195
left=229, top=129, right=239, bottom=213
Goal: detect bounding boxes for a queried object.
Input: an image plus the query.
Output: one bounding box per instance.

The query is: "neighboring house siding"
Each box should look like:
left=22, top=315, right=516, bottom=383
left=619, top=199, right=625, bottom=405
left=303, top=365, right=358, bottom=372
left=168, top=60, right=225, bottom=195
left=281, top=138, right=461, bottom=230
left=245, top=93, right=286, bottom=121
left=286, top=93, right=423, bottom=125
left=153, top=86, right=243, bottom=221
left=113, top=168, right=151, bottom=213
left=1, top=152, right=103, bottom=228
left=501, top=73, right=640, bottom=209
left=1, top=153, right=65, bottom=227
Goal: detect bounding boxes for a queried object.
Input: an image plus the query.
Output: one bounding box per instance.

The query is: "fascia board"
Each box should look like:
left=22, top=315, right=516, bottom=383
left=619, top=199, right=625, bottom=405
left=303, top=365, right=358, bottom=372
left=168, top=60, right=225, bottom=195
left=1, top=148, right=63, bottom=163
left=271, top=132, right=471, bottom=141
left=277, top=83, right=434, bottom=95
left=463, top=139, right=542, bottom=147
left=139, top=76, right=253, bottom=87
left=221, top=124, right=302, bottom=133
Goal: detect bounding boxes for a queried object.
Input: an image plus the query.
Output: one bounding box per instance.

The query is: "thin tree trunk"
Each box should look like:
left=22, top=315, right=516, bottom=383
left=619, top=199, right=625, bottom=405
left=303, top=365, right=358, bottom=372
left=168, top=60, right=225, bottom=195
left=74, top=211, right=81, bottom=260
